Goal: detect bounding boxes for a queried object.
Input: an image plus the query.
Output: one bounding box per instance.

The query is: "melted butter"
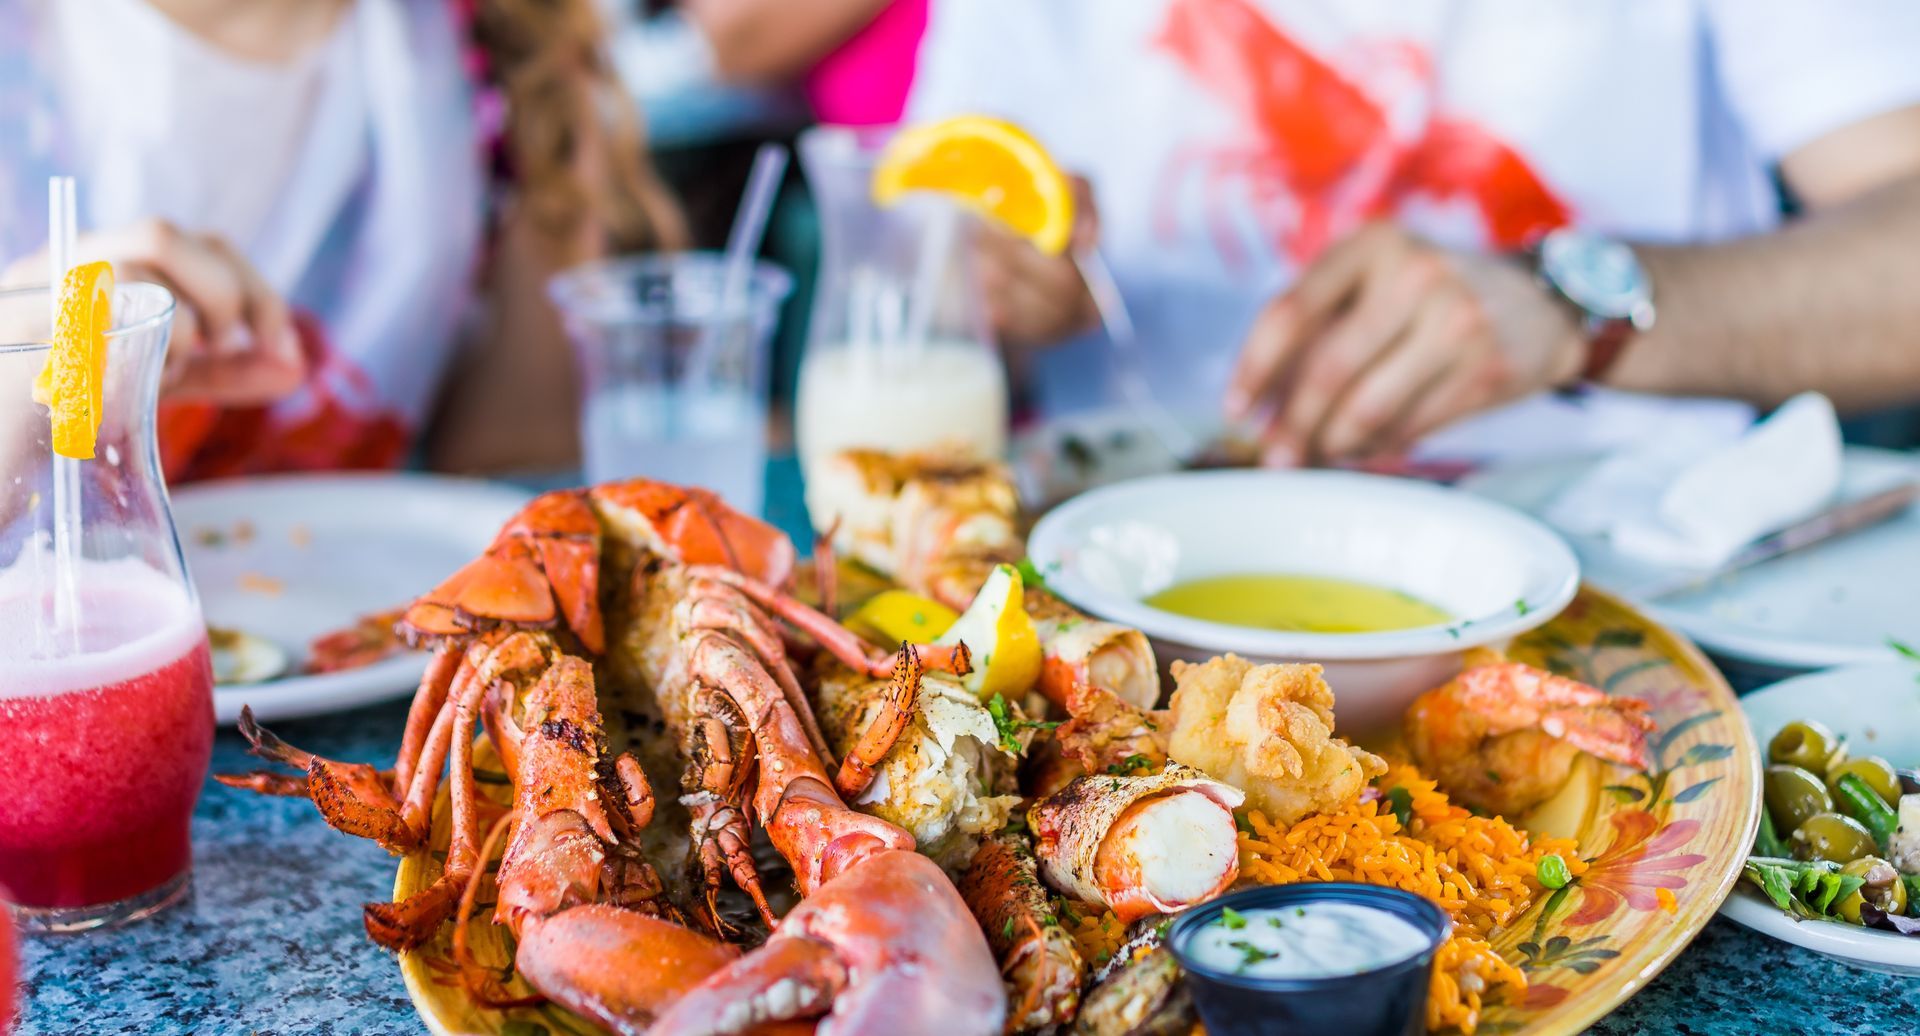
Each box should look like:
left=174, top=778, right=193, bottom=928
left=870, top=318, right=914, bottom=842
left=1183, top=902, right=1432, bottom=979
left=1143, top=574, right=1449, bottom=634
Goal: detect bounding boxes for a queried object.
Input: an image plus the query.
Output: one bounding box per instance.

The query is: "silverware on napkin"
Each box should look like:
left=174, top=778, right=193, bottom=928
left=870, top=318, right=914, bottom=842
left=1626, top=481, right=1920, bottom=600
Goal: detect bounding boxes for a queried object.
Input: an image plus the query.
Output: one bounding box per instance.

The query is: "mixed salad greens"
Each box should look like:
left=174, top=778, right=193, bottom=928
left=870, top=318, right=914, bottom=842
left=1743, top=718, right=1920, bottom=935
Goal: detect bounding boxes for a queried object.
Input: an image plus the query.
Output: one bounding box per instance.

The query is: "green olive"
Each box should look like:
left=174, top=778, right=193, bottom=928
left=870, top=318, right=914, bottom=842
left=1835, top=856, right=1907, bottom=925
left=1765, top=765, right=1834, bottom=833
left=1769, top=720, right=1843, bottom=773
left=1791, top=812, right=1878, bottom=864
left=1827, top=756, right=1902, bottom=808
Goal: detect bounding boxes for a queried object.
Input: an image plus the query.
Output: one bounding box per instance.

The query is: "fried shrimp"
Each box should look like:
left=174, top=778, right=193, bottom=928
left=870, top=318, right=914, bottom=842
left=1166, top=655, right=1386, bottom=826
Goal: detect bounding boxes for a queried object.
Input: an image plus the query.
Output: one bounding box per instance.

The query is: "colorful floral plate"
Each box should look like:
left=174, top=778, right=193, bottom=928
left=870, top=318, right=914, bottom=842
left=393, top=586, right=1759, bottom=1035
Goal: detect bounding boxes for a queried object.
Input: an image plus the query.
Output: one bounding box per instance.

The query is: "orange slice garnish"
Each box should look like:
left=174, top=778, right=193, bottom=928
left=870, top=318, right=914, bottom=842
left=33, top=261, right=115, bottom=460
left=871, top=115, right=1075, bottom=255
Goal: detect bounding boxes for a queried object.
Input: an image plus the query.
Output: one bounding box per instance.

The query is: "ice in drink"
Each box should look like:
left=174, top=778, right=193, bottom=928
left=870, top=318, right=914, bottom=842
left=0, top=560, right=213, bottom=914
left=794, top=340, right=1008, bottom=481
left=582, top=382, right=767, bottom=514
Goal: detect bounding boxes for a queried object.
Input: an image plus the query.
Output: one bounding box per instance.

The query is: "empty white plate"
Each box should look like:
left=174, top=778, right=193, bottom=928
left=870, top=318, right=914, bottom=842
left=1719, top=662, right=1920, bottom=974
left=173, top=473, right=532, bottom=723
left=1460, top=446, right=1920, bottom=670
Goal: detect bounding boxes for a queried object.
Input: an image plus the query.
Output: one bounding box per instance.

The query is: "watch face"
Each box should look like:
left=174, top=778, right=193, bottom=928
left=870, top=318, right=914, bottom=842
left=1540, top=230, right=1648, bottom=321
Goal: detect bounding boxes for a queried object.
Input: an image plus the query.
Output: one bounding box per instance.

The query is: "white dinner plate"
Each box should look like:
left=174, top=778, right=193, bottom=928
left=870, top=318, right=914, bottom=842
left=1459, top=446, right=1920, bottom=670
left=173, top=473, right=533, bottom=724
left=1718, top=662, right=1920, bottom=974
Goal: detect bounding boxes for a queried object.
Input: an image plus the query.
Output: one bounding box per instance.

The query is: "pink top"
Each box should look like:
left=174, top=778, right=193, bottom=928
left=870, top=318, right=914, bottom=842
left=804, top=0, right=927, bottom=126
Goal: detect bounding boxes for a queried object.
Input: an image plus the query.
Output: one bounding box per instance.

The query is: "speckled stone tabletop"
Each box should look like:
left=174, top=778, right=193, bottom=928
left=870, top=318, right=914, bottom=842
left=9, top=462, right=1920, bottom=1034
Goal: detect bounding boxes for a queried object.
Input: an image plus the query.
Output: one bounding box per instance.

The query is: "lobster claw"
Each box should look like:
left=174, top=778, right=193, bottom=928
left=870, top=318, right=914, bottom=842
left=650, top=850, right=1005, bottom=1036
left=399, top=491, right=604, bottom=653
left=513, top=905, right=739, bottom=1035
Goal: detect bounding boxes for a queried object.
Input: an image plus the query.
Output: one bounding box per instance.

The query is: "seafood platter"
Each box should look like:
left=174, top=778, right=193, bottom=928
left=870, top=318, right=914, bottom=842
left=221, top=449, right=1762, bottom=1035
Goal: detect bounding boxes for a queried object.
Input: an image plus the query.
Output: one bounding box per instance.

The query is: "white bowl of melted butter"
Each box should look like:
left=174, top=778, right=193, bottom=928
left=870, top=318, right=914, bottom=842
left=1028, top=469, right=1579, bottom=730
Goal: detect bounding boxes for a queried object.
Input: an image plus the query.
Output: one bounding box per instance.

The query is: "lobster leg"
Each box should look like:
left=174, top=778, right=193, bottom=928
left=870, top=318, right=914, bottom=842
left=687, top=795, right=776, bottom=930
left=695, top=566, right=972, bottom=680
left=615, top=754, right=654, bottom=829
left=680, top=579, right=835, bottom=769
left=366, top=635, right=549, bottom=950
left=216, top=707, right=418, bottom=852
left=394, top=642, right=462, bottom=792
left=684, top=630, right=913, bottom=894
left=399, top=632, right=548, bottom=836
left=813, top=519, right=840, bottom=619
left=833, top=644, right=921, bottom=800
left=682, top=684, right=777, bottom=928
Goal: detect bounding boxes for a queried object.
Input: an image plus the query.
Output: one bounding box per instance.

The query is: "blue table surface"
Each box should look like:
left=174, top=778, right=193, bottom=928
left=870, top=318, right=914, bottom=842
left=13, top=460, right=1920, bottom=1034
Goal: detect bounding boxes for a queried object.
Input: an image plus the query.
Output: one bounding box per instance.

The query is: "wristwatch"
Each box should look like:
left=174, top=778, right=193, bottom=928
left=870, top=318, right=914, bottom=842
left=1531, top=228, right=1656, bottom=383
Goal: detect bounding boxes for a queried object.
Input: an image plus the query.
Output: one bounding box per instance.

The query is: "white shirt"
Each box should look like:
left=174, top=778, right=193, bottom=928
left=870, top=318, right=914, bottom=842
left=7, top=0, right=485, bottom=465
left=909, top=0, right=1920, bottom=457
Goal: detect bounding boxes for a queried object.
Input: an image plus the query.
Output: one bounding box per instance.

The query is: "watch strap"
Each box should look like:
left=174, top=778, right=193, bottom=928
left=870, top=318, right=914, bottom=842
left=1580, top=317, right=1635, bottom=383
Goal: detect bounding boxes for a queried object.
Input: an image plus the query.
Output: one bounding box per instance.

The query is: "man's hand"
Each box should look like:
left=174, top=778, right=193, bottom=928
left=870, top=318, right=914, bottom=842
left=4, top=219, right=306, bottom=406
left=977, top=176, right=1101, bottom=349
left=1225, top=222, right=1587, bottom=466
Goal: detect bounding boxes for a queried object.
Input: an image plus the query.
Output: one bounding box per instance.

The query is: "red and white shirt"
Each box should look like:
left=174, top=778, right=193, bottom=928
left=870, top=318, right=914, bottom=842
left=910, top=0, right=1920, bottom=455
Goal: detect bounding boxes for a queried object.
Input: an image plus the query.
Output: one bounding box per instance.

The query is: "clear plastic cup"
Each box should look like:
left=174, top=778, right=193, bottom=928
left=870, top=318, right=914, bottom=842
left=550, top=253, right=793, bottom=515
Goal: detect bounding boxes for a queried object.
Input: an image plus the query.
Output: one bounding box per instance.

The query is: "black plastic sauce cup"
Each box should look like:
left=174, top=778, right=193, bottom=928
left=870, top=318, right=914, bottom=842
left=1167, top=883, right=1451, bottom=1036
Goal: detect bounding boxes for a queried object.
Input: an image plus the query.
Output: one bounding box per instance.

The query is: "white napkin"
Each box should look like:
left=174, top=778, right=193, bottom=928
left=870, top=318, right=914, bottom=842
left=1414, top=386, right=1756, bottom=466
left=1545, top=392, right=1844, bottom=569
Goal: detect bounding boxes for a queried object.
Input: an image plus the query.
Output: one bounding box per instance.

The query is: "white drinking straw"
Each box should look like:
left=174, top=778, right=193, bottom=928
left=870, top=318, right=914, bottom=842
left=47, top=176, right=83, bottom=651
left=1075, top=245, right=1199, bottom=463
left=691, top=142, right=787, bottom=396
left=898, top=202, right=956, bottom=357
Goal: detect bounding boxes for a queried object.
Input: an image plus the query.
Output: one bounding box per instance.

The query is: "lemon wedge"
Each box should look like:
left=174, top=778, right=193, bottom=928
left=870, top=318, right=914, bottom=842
left=847, top=589, right=958, bottom=646
left=871, top=115, right=1075, bottom=255
left=938, top=563, right=1042, bottom=700
left=35, top=261, right=114, bottom=459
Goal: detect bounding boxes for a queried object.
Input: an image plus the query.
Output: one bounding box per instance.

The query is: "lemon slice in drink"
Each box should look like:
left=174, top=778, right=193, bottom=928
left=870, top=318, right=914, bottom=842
left=847, top=589, right=958, bottom=646
left=871, top=115, right=1075, bottom=255
left=34, top=261, right=115, bottom=460
left=938, top=563, right=1043, bottom=700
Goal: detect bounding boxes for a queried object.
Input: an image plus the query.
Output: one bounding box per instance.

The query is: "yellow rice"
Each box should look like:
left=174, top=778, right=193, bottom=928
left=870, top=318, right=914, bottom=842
left=1239, top=763, right=1578, bottom=1034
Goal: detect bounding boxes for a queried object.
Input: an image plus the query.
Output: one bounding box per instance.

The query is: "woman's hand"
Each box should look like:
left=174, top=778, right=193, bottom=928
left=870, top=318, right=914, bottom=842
left=1225, top=221, right=1586, bottom=467
left=5, top=219, right=306, bottom=406
left=976, top=176, right=1102, bottom=349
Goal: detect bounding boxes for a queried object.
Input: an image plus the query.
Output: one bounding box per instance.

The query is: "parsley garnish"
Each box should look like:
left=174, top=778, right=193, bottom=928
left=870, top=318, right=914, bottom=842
left=1228, top=940, right=1277, bottom=969
left=986, top=693, right=1060, bottom=754
left=1385, top=786, right=1414, bottom=829
left=1219, top=906, right=1248, bottom=930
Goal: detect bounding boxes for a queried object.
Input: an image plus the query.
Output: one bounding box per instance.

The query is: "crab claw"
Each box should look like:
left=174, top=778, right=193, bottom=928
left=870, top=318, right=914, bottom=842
left=649, top=850, right=1005, bottom=1036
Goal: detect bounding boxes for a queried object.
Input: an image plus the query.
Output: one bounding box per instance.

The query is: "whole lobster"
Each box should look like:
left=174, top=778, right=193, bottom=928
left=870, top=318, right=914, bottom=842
left=223, top=480, right=1003, bottom=1035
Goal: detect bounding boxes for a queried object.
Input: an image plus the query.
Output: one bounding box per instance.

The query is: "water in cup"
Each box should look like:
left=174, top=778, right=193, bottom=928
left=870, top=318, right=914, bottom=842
left=552, top=253, right=793, bottom=517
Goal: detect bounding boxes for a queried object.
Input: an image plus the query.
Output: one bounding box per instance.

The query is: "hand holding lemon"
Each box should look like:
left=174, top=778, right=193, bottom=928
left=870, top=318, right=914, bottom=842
left=872, top=115, right=1100, bottom=349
